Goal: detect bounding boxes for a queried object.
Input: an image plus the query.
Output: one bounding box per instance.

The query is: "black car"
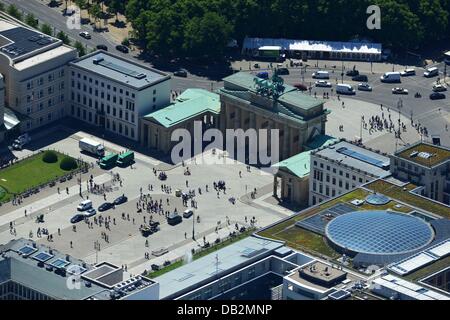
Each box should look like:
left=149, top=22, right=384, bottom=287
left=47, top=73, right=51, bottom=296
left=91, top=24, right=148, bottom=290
left=98, top=202, right=114, bottom=212
left=430, top=92, right=446, bottom=100
left=115, top=45, right=129, bottom=53
left=96, top=44, right=108, bottom=51
left=277, top=67, right=289, bottom=75
left=173, top=69, right=187, bottom=77
left=167, top=213, right=182, bottom=226
left=70, top=214, right=85, bottom=224
left=352, top=75, right=368, bottom=82
left=113, top=195, right=128, bottom=206
left=346, top=69, right=360, bottom=77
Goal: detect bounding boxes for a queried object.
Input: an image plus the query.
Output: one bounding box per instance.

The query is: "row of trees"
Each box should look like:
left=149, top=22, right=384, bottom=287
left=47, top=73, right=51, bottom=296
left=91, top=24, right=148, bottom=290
left=123, top=0, right=450, bottom=59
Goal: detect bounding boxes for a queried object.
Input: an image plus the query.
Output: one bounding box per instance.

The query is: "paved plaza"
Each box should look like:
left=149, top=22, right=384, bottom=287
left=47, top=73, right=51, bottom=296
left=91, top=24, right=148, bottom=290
left=0, top=130, right=286, bottom=275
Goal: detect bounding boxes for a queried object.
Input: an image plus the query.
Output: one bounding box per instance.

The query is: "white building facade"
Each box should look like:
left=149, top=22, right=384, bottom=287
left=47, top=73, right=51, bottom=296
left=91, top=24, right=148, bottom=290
left=0, top=19, right=77, bottom=132
left=68, top=51, right=171, bottom=141
left=309, top=140, right=391, bottom=205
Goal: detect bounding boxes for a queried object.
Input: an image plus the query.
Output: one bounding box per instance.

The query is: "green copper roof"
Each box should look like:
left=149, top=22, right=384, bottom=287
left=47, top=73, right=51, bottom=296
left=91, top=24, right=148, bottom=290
left=144, top=89, right=220, bottom=128
left=273, top=135, right=338, bottom=178
left=222, top=72, right=323, bottom=111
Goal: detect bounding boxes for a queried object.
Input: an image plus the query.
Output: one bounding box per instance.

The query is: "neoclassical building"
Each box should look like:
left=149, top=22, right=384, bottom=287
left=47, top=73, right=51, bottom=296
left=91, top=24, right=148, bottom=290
left=218, top=72, right=329, bottom=162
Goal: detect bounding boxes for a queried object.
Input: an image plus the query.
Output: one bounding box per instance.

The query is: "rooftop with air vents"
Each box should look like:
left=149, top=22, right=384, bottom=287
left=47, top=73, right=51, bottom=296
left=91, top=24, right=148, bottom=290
left=396, top=142, right=450, bottom=167
left=70, top=51, right=170, bottom=89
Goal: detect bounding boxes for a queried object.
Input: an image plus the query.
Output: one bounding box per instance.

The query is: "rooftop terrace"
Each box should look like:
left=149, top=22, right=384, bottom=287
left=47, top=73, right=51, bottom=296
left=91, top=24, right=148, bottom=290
left=396, top=142, right=450, bottom=167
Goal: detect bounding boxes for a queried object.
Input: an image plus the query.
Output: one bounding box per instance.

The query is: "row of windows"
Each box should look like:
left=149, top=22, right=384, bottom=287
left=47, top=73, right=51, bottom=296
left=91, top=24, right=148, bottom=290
left=313, top=169, right=366, bottom=184
left=26, top=96, right=64, bottom=114
left=71, top=94, right=135, bottom=124
left=313, top=181, right=355, bottom=195
left=26, top=69, right=64, bottom=90
left=0, top=281, right=52, bottom=300
left=26, top=83, right=64, bottom=102
left=71, top=106, right=135, bottom=139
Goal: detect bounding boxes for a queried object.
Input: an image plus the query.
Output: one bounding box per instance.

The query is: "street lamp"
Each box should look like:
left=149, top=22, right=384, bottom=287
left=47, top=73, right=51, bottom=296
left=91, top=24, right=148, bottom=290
left=395, top=98, right=403, bottom=152
left=94, top=240, right=100, bottom=264
left=192, top=212, right=196, bottom=241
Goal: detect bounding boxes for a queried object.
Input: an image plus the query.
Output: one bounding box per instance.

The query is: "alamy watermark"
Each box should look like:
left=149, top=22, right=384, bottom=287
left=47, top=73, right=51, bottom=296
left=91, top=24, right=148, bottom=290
left=367, top=5, right=381, bottom=30
left=170, top=121, right=280, bottom=174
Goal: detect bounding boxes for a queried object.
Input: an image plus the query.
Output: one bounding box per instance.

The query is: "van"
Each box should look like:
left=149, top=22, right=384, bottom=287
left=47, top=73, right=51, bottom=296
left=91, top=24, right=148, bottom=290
left=336, top=84, right=355, bottom=95
left=312, top=71, right=330, bottom=79
left=77, top=200, right=92, bottom=211
left=380, top=72, right=401, bottom=83
left=424, top=67, right=439, bottom=78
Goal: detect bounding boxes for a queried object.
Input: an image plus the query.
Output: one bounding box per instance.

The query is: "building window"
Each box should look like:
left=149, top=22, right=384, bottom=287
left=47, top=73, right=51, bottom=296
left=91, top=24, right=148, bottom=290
left=27, top=81, right=33, bottom=90
left=47, top=113, right=52, bottom=121
left=153, top=89, right=156, bottom=95
left=113, top=108, right=116, bottom=116
left=38, top=77, right=44, bottom=85
left=126, top=91, right=129, bottom=96
left=26, top=106, right=32, bottom=114
left=131, top=128, right=134, bottom=138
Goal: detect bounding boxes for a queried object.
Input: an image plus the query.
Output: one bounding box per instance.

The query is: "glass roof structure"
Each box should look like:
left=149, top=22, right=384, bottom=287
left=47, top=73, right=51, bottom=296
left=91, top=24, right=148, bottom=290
left=325, top=211, right=434, bottom=255
left=365, top=194, right=391, bottom=205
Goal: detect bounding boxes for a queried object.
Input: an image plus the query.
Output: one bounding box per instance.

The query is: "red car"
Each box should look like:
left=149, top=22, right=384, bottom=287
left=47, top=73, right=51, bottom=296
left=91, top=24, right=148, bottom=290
left=294, top=83, right=308, bottom=91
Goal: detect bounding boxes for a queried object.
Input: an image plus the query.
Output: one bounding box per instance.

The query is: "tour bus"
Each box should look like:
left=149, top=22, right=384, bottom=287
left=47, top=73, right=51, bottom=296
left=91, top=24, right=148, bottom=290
left=380, top=72, right=401, bottom=83
left=336, top=83, right=356, bottom=95
left=116, top=151, right=135, bottom=167
left=99, top=153, right=118, bottom=170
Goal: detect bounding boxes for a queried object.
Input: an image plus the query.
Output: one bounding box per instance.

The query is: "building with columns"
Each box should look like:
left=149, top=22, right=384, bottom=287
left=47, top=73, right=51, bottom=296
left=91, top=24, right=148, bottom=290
left=140, top=89, right=220, bottom=155
left=218, top=72, right=329, bottom=162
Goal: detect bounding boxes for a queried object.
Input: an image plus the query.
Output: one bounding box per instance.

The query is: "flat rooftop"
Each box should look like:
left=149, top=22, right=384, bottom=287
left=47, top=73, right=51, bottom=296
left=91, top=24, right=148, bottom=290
left=70, top=51, right=170, bottom=90
left=155, top=236, right=283, bottom=299
left=0, top=19, right=60, bottom=62
left=396, top=142, right=450, bottom=167
left=287, top=261, right=348, bottom=292
left=0, top=238, right=107, bottom=300
left=312, top=140, right=391, bottom=177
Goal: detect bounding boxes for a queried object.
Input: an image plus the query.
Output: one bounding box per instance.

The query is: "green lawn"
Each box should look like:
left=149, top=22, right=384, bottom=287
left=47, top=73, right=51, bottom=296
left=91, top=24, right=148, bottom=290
left=0, top=151, right=77, bottom=202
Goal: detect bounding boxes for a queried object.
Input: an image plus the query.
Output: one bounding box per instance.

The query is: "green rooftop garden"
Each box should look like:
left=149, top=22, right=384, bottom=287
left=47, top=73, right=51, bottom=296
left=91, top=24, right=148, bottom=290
left=397, top=143, right=450, bottom=167
left=366, top=180, right=450, bottom=218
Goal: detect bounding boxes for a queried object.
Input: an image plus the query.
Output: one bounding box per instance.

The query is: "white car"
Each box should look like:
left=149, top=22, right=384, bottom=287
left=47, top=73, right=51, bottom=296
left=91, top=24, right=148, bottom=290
left=400, top=69, right=416, bottom=77
left=392, top=87, right=409, bottom=95
left=84, top=208, right=97, bottom=218
left=79, top=31, right=91, bottom=39
left=358, top=83, right=372, bottom=91
left=432, top=84, right=447, bottom=92
left=315, top=80, right=332, bottom=88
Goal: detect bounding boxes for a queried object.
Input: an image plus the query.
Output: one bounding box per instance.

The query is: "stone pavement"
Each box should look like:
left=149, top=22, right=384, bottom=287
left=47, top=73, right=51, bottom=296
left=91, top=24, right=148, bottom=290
left=325, top=97, right=422, bottom=154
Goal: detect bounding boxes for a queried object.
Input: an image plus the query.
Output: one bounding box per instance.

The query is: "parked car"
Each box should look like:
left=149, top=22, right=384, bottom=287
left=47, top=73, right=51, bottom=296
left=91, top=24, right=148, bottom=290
left=173, top=69, right=188, bottom=77
left=294, top=83, right=308, bottom=91
left=96, top=44, right=108, bottom=51
left=432, top=84, right=447, bottom=92
left=346, top=69, right=359, bottom=77
left=276, top=67, right=289, bottom=75
left=77, top=200, right=92, bottom=211
left=424, top=67, right=439, bottom=78
left=358, top=83, right=373, bottom=91
left=85, top=208, right=97, bottom=218
left=253, top=63, right=260, bottom=68
left=98, top=202, right=114, bottom=212
left=79, top=31, right=91, bottom=39
left=256, top=71, right=269, bottom=79
left=115, top=45, right=129, bottom=53
left=70, top=214, right=85, bottom=224
left=315, top=80, right=332, bottom=88
left=312, top=71, right=330, bottom=79
left=400, top=69, right=416, bottom=77
left=183, top=209, right=194, bottom=219
left=113, top=195, right=128, bottom=206
left=430, top=92, right=446, bottom=100
left=392, top=87, right=409, bottom=94
left=352, top=75, right=368, bottom=82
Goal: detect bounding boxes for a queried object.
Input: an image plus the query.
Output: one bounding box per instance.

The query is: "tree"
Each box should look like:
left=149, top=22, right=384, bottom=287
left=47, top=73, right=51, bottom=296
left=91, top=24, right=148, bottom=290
left=7, top=4, right=23, bottom=20
left=40, top=23, right=53, bottom=36
left=25, top=13, right=39, bottom=29
left=57, top=31, right=71, bottom=45
left=182, top=12, right=232, bottom=58
left=88, top=3, right=102, bottom=28
left=0, top=2, right=5, bottom=12
left=42, top=151, right=58, bottom=163
left=107, top=0, right=126, bottom=21
left=74, top=41, right=86, bottom=57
